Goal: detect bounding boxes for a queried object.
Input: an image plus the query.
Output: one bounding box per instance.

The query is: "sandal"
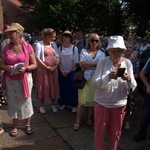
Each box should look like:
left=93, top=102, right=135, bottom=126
left=25, top=125, right=33, bottom=135
left=73, top=122, right=80, bottom=131
left=87, top=119, right=93, bottom=126
left=9, top=126, right=18, bottom=137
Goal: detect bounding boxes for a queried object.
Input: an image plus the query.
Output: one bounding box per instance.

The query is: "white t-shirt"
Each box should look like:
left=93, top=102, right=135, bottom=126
left=58, top=45, right=78, bottom=71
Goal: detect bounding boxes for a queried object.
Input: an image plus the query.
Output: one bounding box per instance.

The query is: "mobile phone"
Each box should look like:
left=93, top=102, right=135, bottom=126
left=117, top=68, right=126, bottom=77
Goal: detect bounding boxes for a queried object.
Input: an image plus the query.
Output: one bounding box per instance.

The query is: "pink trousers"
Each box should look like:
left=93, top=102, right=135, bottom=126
left=94, top=102, right=126, bottom=150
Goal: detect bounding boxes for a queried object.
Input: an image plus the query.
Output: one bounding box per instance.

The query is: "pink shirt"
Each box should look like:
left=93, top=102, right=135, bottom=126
left=3, top=42, right=33, bottom=80
left=3, top=41, right=34, bottom=98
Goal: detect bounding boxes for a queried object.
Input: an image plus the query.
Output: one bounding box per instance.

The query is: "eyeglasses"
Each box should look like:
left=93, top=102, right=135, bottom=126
left=110, top=49, right=123, bottom=53
left=90, top=39, right=99, bottom=43
left=8, top=30, right=16, bottom=34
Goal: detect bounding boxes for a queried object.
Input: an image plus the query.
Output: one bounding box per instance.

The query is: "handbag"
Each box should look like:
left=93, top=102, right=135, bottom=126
left=125, top=88, right=136, bottom=116
left=73, top=70, right=86, bottom=89
left=124, top=58, right=136, bottom=116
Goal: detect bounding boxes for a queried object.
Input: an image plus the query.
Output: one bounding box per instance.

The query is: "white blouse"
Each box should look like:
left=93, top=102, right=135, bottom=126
left=80, top=48, right=106, bottom=80
left=92, top=57, right=137, bottom=108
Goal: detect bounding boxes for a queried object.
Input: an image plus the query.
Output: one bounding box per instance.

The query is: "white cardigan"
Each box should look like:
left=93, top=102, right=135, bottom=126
left=92, top=57, right=137, bottom=108
left=35, top=41, right=59, bottom=61
left=80, top=49, right=106, bottom=80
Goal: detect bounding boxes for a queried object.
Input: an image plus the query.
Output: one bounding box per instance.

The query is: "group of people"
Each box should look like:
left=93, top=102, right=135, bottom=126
left=0, top=22, right=150, bottom=150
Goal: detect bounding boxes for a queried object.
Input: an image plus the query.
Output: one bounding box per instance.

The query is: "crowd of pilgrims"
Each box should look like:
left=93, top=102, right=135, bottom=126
left=0, top=23, right=150, bottom=149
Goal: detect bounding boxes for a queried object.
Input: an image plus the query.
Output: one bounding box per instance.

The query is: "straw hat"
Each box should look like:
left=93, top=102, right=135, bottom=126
left=106, top=35, right=126, bottom=50
left=62, top=30, right=73, bottom=39
left=4, top=23, right=24, bottom=34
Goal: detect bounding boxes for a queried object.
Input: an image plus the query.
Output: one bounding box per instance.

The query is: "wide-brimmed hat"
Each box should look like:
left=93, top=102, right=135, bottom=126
left=106, top=35, right=126, bottom=50
left=62, top=30, right=73, bottom=39
left=4, top=23, right=24, bottom=34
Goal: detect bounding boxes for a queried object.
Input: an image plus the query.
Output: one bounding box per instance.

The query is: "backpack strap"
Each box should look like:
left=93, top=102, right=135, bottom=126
left=60, top=44, right=75, bottom=54
left=60, top=44, right=62, bottom=51
left=83, top=39, right=86, bottom=47
left=73, top=45, right=75, bottom=54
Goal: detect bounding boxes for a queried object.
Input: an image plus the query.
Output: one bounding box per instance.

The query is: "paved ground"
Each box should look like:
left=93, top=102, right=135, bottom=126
left=0, top=89, right=150, bottom=150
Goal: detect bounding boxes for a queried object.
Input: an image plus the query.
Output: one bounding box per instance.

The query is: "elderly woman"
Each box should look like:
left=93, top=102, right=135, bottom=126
left=73, top=33, right=105, bottom=131
left=92, top=35, right=137, bottom=150
left=0, top=23, right=37, bottom=137
left=35, top=28, right=60, bottom=113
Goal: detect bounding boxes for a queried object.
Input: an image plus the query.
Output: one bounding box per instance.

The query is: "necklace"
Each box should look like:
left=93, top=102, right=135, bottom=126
left=12, top=44, right=22, bottom=55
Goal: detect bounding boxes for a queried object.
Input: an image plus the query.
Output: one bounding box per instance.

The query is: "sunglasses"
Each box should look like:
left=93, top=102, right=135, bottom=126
left=90, top=39, right=99, bottom=43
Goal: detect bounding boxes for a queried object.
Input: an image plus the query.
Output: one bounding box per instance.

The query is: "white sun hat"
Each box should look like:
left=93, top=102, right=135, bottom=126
left=106, top=35, right=126, bottom=50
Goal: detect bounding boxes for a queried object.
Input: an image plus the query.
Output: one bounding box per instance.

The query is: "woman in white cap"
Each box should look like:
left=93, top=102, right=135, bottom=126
left=92, top=35, right=137, bottom=150
left=0, top=23, right=37, bottom=137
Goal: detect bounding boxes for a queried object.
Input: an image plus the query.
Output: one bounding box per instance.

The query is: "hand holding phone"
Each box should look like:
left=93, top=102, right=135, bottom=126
left=117, top=68, right=126, bottom=77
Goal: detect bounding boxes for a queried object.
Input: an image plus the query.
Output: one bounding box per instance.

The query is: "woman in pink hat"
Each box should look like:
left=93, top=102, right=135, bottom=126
left=92, top=35, right=137, bottom=150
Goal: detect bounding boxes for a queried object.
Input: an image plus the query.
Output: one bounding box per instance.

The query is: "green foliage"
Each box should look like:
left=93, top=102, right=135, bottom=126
left=122, top=0, right=150, bottom=36
left=18, top=0, right=37, bottom=7
left=19, top=0, right=149, bottom=36
left=29, top=0, right=79, bottom=32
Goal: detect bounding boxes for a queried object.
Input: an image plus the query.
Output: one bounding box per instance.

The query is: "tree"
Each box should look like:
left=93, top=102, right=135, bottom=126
left=122, top=0, right=150, bottom=37
left=28, top=0, right=79, bottom=32
left=18, top=0, right=126, bottom=35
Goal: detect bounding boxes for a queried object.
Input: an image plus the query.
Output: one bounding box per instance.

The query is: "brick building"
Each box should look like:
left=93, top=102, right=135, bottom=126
left=0, top=0, right=31, bottom=33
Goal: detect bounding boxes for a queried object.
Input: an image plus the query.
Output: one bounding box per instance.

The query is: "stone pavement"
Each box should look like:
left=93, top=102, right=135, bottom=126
left=0, top=89, right=150, bottom=150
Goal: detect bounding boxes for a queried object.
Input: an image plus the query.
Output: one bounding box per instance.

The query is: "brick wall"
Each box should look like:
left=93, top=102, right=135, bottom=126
left=0, top=0, right=31, bottom=33
left=0, top=5, right=3, bottom=33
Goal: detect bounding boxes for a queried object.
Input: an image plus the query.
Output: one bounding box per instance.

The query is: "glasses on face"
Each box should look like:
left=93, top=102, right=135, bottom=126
left=110, top=49, right=123, bottom=53
left=90, top=39, right=99, bottom=43
left=8, top=30, right=16, bottom=34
